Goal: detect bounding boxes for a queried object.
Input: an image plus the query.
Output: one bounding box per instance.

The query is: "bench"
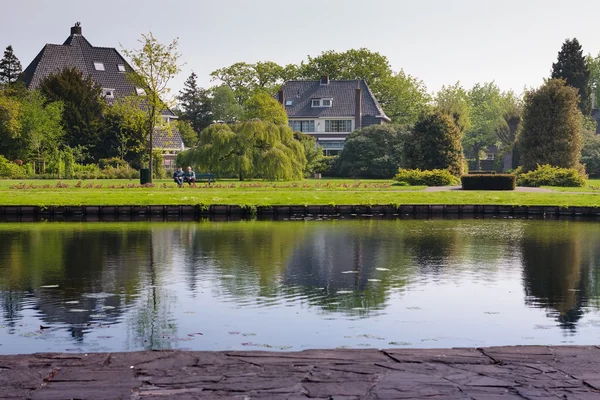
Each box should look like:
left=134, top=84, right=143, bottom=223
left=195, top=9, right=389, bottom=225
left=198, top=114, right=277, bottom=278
left=196, top=173, right=216, bottom=184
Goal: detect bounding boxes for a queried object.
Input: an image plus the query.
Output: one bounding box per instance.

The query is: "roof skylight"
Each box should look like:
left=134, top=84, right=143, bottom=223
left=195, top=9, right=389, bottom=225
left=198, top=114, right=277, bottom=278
left=94, top=62, right=105, bottom=71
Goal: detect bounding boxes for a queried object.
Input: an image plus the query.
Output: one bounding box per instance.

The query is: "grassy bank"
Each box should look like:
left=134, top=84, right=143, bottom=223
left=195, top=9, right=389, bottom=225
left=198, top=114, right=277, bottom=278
left=1, top=178, right=600, bottom=207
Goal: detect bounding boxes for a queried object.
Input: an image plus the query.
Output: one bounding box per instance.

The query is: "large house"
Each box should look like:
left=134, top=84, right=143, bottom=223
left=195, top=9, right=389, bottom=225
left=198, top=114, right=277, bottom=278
left=21, top=23, right=184, bottom=168
left=277, top=76, right=390, bottom=155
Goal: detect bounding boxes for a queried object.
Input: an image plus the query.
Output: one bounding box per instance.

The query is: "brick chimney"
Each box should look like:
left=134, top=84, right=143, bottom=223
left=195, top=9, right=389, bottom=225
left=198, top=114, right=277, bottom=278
left=355, top=84, right=362, bottom=130
left=71, top=22, right=82, bottom=35
left=277, top=87, right=285, bottom=105
left=320, top=75, right=329, bottom=86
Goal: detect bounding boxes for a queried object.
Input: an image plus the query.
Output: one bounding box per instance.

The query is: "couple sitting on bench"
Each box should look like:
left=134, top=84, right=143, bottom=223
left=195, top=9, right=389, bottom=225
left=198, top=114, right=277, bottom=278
left=173, top=166, right=195, bottom=187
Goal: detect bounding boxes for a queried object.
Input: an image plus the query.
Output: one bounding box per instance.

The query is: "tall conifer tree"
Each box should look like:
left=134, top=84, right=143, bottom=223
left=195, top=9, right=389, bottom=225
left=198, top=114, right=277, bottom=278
left=551, top=38, right=591, bottom=115
left=0, top=45, right=22, bottom=85
left=177, top=72, right=212, bottom=133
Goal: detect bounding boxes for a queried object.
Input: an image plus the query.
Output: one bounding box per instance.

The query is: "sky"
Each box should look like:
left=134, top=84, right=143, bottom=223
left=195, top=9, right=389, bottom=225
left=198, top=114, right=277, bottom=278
left=3, top=0, right=600, bottom=96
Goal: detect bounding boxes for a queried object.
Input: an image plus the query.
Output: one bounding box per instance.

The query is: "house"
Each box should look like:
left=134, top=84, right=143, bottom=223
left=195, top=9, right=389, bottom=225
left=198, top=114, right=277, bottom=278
left=21, top=23, right=184, bottom=168
left=277, top=76, right=391, bottom=155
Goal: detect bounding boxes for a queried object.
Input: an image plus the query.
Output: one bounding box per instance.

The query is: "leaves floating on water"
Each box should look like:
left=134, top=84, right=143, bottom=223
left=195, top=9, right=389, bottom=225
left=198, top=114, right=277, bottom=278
left=241, top=342, right=291, bottom=350
left=356, top=334, right=385, bottom=340
left=228, top=332, right=241, bottom=335
left=341, top=271, right=359, bottom=274
left=389, top=341, right=412, bottom=346
left=40, top=285, right=59, bottom=288
left=187, top=332, right=203, bottom=337
left=241, top=333, right=256, bottom=337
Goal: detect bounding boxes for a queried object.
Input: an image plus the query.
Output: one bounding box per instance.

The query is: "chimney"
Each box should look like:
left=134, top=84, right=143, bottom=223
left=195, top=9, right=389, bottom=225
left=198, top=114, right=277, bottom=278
left=277, top=87, right=285, bottom=105
left=355, top=84, right=362, bottom=130
left=71, top=22, right=82, bottom=35
left=320, top=75, right=329, bottom=86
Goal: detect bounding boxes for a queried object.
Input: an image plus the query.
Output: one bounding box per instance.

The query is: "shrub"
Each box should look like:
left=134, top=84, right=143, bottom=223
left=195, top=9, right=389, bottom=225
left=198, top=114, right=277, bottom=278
left=394, top=169, right=460, bottom=186
left=315, top=156, right=340, bottom=177
left=0, top=156, right=26, bottom=178
left=468, top=170, right=496, bottom=175
left=461, top=175, right=516, bottom=190
left=517, top=164, right=586, bottom=187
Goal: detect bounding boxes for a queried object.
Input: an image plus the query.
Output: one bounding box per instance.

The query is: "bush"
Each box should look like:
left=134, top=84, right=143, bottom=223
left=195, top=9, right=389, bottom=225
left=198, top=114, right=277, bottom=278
left=517, top=164, right=586, bottom=187
left=461, top=175, right=516, bottom=190
left=468, top=170, right=496, bottom=175
left=394, top=169, right=460, bottom=186
left=0, top=156, right=27, bottom=178
left=315, top=156, right=340, bottom=177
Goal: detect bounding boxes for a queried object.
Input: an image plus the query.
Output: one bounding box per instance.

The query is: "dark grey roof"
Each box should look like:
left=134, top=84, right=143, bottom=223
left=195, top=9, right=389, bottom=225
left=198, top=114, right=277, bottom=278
left=22, top=34, right=135, bottom=99
left=153, top=128, right=184, bottom=150
left=281, top=79, right=390, bottom=121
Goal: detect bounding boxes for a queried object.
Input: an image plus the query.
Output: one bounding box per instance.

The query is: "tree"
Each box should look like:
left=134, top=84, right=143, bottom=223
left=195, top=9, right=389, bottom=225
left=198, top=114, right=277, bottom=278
left=178, top=120, right=306, bottom=181
left=377, top=71, right=430, bottom=125
left=337, top=124, right=408, bottom=178
left=463, top=82, right=505, bottom=162
left=0, top=88, right=22, bottom=160
left=122, top=32, right=182, bottom=183
left=39, top=67, right=104, bottom=162
left=210, top=85, right=243, bottom=122
left=406, top=111, right=465, bottom=176
left=294, top=132, right=323, bottom=176
left=176, top=72, right=212, bottom=133
left=177, top=120, right=197, bottom=147
left=243, top=91, right=288, bottom=125
left=0, top=46, right=22, bottom=85
left=19, top=91, right=64, bottom=172
left=552, top=38, right=591, bottom=115
left=582, top=128, right=600, bottom=177
left=434, top=82, right=471, bottom=135
left=519, top=79, right=583, bottom=172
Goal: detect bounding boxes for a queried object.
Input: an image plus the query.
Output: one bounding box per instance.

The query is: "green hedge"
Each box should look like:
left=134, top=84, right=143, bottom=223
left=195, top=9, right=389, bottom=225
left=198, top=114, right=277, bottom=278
left=394, top=169, right=459, bottom=186
left=517, top=164, right=586, bottom=187
left=461, top=174, right=516, bottom=190
left=468, top=170, right=496, bottom=175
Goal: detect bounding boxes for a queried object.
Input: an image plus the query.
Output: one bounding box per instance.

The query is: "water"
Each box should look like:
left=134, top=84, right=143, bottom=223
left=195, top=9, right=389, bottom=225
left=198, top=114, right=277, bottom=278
left=0, top=219, right=600, bottom=354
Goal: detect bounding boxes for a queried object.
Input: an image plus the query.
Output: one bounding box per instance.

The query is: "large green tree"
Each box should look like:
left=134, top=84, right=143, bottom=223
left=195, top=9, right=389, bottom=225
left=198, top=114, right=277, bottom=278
left=0, top=88, right=22, bottom=159
left=177, top=72, right=212, bottom=133
left=405, top=111, right=465, bottom=176
left=552, top=38, right=591, bottom=115
left=377, top=71, right=430, bottom=125
left=243, top=91, right=288, bottom=125
left=434, top=82, right=471, bottom=135
left=519, top=79, right=583, bottom=172
left=178, top=120, right=305, bottom=181
left=122, top=32, right=182, bottom=182
left=337, top=124, right=408, bottom=178
left=0, top=45, right=22, bottom=85
left=210, top=85, right=243, bottom=122
left=39, top=67, right=104, bottom=162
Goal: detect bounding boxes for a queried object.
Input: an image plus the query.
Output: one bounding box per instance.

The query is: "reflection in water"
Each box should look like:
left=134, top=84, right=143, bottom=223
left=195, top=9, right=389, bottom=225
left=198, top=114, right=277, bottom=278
left=0, top=219, right=599, bottom=353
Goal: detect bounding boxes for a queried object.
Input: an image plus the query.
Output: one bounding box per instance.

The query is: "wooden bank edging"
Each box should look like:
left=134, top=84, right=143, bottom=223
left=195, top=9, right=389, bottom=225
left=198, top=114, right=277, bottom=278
left=1, top=204, right=600, bottom=219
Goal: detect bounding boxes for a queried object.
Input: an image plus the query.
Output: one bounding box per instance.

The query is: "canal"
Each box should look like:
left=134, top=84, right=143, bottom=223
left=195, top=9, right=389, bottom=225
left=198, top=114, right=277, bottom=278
left=0, top=218, right=599, bottom=354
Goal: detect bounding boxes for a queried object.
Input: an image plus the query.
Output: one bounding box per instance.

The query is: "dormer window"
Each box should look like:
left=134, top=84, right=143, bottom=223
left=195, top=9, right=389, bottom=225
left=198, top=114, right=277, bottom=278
left=94, top=62, right=105, bottom=71
left=311, top=98, right=333, bottom=108
left=311, top=99, right=321, bottom=107
left=322, top=99, right=332, bottom=107
left=285, top=100, right=293, bottom=106
left=102, top=88, right=115, bottom=99
left=117, top=64, right=126, bottom=72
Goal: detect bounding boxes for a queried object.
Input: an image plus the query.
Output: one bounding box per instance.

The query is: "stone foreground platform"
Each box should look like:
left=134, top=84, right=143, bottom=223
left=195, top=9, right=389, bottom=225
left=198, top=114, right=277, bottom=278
left=1, top=346, right=600, bottom=399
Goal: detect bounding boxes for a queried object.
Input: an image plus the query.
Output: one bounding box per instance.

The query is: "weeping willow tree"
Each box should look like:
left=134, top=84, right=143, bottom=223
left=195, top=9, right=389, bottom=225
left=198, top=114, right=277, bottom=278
left=178, top=120, right=306, bottom=180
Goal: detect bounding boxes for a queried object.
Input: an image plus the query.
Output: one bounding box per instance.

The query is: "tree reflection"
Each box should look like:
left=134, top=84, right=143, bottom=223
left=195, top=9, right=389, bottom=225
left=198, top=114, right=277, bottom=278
left=521, top=222, right=589, bottom=331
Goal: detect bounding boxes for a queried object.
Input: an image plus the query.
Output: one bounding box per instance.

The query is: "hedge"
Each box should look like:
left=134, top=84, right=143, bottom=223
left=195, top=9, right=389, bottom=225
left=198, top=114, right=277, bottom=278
left=394, top=169, right=460, bottom=186
left=461, top=174, right=516, bottom=190
left=517, top=164, right=586, bottom=187
left=467, top=170, right=496, bottom=175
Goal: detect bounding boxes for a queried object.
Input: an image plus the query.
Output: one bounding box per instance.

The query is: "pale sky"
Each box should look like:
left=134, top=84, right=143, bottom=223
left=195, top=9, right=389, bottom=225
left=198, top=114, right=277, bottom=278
left=3, top=0, right=600, bottom=96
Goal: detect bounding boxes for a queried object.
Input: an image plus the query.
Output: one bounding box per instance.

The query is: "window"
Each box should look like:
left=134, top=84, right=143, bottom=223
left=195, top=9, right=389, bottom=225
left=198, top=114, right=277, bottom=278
left=135, top=87, right=146, bottom=96
left=289, top=120, right=315, bottom=132
left=311, top=99, right=321, bottom=107
left=484, top=153, right=495, bottom=160
left=93, top=62, right=105, bottom=71
left=285, top=100, right=293, bottom=106
left=102, top=88, right=115, bottom=99
left=117, top=64, right=126, bottom=72
left=322, top=99, right=332, bottom=107
left=325, top=120, right=352, bottom=132
left=320, top=141, right=345, bottom=149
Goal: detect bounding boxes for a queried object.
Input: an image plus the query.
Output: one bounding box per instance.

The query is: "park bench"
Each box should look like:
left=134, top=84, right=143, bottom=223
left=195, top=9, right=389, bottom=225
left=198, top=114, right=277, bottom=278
left=197, top=173, right=216, bottom=184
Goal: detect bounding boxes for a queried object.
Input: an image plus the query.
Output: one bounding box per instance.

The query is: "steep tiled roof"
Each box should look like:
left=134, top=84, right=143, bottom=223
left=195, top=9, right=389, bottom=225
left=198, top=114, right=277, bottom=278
left=281, top=79, right=390, bottom=121
left=21, top=25, right=183, bottom=149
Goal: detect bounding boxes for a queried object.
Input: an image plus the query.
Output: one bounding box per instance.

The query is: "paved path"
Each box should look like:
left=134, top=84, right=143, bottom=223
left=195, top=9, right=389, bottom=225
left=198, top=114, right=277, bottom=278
left=1, top=346, right=600, bottom=399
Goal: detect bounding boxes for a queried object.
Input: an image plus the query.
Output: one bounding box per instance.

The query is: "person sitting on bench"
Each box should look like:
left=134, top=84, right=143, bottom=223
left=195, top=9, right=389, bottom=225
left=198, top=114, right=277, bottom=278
left=173, top=167, right=184, bottom=187
left=184, top=166, right=196, bottom=185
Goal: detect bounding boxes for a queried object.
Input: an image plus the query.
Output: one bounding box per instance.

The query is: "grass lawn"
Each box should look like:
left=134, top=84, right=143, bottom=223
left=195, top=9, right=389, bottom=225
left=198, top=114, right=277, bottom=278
left=2, top=178, right=600, bottom=207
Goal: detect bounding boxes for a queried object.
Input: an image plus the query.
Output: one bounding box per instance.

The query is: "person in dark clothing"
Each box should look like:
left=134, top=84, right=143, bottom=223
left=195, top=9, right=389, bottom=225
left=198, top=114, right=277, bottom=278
left=184, top=166, right=196, bottom=185
left=173, top=167, right=184, bottom=187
